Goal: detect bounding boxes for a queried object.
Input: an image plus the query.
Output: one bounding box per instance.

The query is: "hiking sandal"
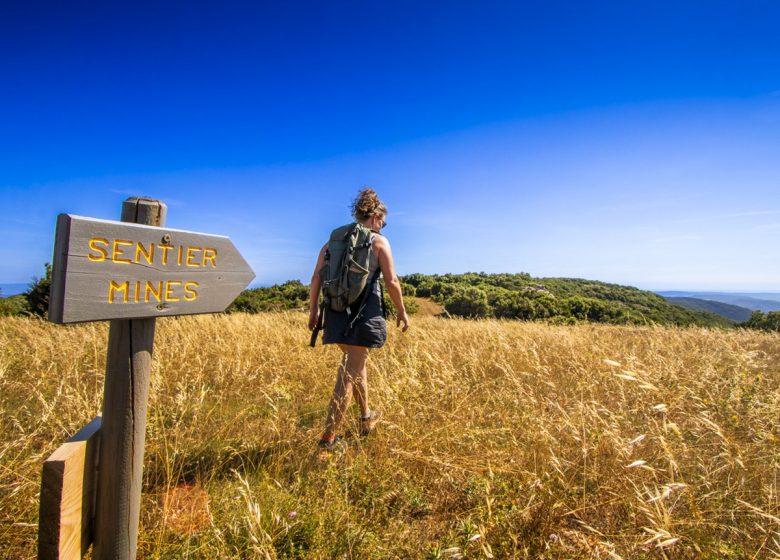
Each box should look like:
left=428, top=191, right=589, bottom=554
left=360, top=410, right=382, bottom=437
left=318, top=435, right=346, bottom=453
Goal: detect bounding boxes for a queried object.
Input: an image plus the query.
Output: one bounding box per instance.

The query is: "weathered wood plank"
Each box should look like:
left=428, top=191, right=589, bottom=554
left=93, top=198, right=163, bottom=560
left=38, top=416, right=101, bottom=560
left=49, top=214, right=72, bottom=324
left=49, top=212, right=255, bottom=323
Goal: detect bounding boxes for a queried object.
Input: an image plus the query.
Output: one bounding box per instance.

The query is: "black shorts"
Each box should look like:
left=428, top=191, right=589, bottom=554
left=322, top=290, right=386, bottom=348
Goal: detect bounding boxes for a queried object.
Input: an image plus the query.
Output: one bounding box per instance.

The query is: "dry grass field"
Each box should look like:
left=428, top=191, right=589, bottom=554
left=1, top=313, right=779, bottom=559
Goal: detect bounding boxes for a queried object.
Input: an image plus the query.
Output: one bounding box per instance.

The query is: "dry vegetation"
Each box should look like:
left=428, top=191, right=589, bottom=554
left=2, top=313, right=780, bottom=559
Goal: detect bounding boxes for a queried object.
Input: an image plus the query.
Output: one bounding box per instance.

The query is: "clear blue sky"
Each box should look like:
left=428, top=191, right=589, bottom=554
left=2, top=1, right=779, bottom=291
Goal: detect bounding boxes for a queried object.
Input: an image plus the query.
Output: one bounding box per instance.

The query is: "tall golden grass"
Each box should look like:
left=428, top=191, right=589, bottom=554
left=1, top=313, right=779, bottom=558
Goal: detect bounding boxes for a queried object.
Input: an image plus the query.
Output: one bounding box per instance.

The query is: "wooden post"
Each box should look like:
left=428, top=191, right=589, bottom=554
left=38, top=416, right=101, bottom=560
left=92, top=198, right=166, bottom=560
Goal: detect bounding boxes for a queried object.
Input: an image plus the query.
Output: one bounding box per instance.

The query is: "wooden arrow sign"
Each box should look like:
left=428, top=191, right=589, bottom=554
left=49, top=214, right=255, bottom=323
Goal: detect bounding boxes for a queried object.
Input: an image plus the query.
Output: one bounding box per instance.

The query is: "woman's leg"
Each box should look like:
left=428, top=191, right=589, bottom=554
left=322, top=345, right=369, bottom=440
left=322, top=350, right=350, bottom=441
left=348, top=347, right=370, bottom=418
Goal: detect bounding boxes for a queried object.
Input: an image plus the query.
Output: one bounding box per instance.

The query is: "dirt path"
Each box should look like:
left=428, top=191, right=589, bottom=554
left=413, top=297, right=444, bottom=316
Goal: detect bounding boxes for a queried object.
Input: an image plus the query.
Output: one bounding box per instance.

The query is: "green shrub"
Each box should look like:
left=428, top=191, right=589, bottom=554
left=227, top=280, right=309, bottom=313
left=0, top=294, right=29, bottom=316
left=399, top=282, right=416, bottom=297
left=491, top=291, right=536, bottom=320
left=743, top=310, right=780, bottom=332
left=444, top=287, right=492, bottom=318
left=381, top=282, right=418, bottom=316
left=26, top=263, right=52, bottom=317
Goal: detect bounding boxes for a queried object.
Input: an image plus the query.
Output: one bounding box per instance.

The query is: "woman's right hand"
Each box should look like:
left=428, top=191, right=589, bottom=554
left=396, top=310, right=410, bottom=332
left=308, top=307, right=319, bottom=331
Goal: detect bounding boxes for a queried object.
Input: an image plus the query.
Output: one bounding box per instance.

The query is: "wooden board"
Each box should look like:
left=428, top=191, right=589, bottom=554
left=38, top=417, right=102, bottom=560
left=49, top=214, right=255, bottom=323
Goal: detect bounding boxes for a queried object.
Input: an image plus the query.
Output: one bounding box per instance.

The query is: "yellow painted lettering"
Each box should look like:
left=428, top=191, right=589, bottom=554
left=159, top=244, right=173, bottom=265
left=165, top=280, right=182, bottom=302
left=112, top=240, right=133, bottom=264
left=87, top=238, right=109, bottom=262
left=144, top=281, right=162, bottom=303
left=202, top=248, right=217, bottom=268
left=184, top=281, right=199, bottom=301
left=135, top=242, right=154, bottom=265
left=134, top=280, right=141, bottom=303
left=177, top=245, right=183, bottom=266
left=186, top=246, right=202, bottom=267
left=108, top=280, right=129, bottom=303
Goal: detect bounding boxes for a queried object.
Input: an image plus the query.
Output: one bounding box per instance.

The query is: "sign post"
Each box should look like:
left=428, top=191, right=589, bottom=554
left=42, top=197, right=255, bottom=560
left=93, top=198, right=165, bottom=560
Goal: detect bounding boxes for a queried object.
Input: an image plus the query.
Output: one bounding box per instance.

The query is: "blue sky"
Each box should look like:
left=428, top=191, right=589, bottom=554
left=2, top=1, right=779, bottom=291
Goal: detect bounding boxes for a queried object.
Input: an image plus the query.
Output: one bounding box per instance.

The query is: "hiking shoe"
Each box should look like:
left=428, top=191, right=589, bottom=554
left=318, top=436, right=346, bottom=453
left=360, top=410, right=382, bottom=437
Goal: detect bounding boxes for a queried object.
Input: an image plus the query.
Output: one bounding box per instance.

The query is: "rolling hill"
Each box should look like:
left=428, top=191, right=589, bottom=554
left=403, top=273, right=734, bottom=327
left=663, top=296, right=752, bottom=322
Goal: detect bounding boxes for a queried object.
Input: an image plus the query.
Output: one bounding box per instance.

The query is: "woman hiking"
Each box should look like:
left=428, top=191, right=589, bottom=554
left=308, top=188, right=410, bottom=451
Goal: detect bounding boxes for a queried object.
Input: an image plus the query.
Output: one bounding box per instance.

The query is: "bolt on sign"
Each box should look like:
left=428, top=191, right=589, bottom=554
left=49, top=214, right=256, bottom=323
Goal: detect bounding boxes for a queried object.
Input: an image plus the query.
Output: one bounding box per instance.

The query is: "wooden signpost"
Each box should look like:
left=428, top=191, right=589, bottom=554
left=49, top=213, right=254, bottom=323
left=39, top=197, right=255, bottom=560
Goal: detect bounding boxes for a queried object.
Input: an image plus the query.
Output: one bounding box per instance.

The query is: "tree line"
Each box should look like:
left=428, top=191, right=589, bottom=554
left=226, top=279, right=419, bottom=316
left=742, top=310, right=780, bottom=332
left=401, top=272, right=738, bottom=327
left=3, top=265, right=778, bottom=332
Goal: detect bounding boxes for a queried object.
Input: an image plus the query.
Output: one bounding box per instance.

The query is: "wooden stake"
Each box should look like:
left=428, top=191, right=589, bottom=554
left=38, top=416, right=101, bottom=560
left=93, top=198, right=167, bottom=560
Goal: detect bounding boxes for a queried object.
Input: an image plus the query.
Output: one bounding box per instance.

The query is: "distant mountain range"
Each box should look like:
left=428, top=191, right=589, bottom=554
left=657, top=291, right=780, bottom=313
left=662, top=297, right=753, bottom=323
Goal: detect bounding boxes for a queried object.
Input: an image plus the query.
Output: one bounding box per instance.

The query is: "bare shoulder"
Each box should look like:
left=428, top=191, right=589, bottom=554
left=372, top=233, right=391, bottom=251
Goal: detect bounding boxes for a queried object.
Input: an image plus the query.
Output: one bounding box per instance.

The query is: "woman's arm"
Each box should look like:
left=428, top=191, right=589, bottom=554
left=308, top=244, right=327, bottom=330
left=374, top=236, right=410, bottom=332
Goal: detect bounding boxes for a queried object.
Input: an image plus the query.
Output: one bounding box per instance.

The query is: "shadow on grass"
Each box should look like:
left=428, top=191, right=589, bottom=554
left=144, top=440, right=292, bottom=489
